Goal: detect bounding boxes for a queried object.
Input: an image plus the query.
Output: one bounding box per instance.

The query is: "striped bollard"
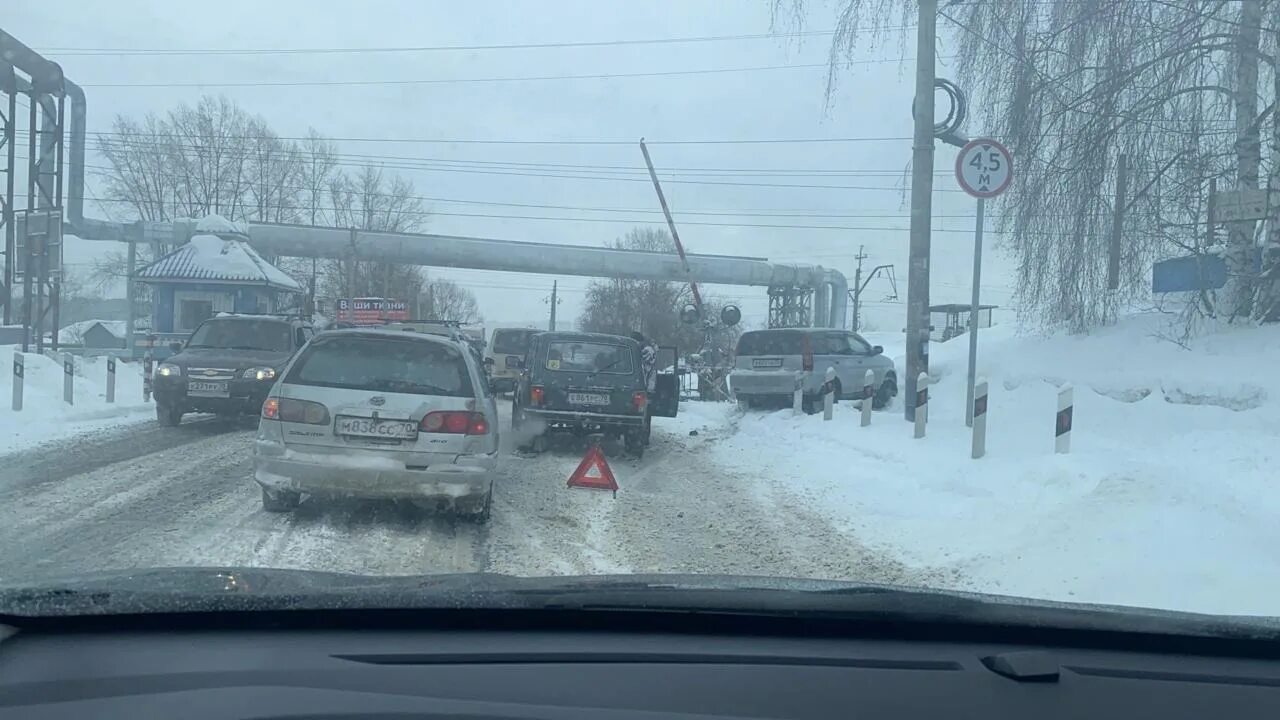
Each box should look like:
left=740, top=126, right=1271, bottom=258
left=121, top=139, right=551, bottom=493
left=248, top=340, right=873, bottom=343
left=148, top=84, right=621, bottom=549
left=913, top=372, right=929, bottom=439
left=1055, top=384, right=1073, bottom=454
left=63, top=354, right=75, bottom=406
left=822, top=366, right=835, bottom=421
left=971, top=378, right=988, bottom=459
left=792, top=372, right=804, bottom=415
left=11, top=352, right=23, bottom=412
left=861, top=369, right=874, bottom=427
left=143, top=351, right=154, bottom=402
left=106, top=355, right=116, bottom=403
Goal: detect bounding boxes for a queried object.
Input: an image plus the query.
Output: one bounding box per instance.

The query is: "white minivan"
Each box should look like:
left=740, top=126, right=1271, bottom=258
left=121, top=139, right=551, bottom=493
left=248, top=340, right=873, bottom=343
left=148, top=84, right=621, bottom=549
left=253, top=328, right=500, bottom=521
left=484, top=327, right=539, bottom=393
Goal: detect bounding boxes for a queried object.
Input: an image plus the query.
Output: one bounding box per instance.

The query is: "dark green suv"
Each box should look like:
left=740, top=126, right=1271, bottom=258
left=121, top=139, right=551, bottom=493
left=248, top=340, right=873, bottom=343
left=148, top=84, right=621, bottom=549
left=511, top=331, right=678, bottom=457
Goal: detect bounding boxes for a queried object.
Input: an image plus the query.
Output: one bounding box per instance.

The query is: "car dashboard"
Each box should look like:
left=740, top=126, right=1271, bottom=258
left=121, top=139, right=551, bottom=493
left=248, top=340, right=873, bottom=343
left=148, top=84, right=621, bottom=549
left=0, top=608, right=1277, bottom=719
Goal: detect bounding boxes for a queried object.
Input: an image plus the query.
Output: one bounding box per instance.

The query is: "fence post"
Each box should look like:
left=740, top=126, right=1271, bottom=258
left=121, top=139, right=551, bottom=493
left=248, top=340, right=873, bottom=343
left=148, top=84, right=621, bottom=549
left=792, top=372, right=804, bottom=415
left=971, top=378, right=988, bottom=459
left=11, top=352, right=23, bottom=412
left=1055, top=384, right=1073, bottom=454
left=106, top=355, right=116, bottom=403
left=861, top=369, right=874, bottom=427
left=914, top=372, right=929, bottom=439
left=63, top=353, right=74, bottom=406
left=823, top=367, right=835, bottom=420
left=143, top=351, right=154, bottom=402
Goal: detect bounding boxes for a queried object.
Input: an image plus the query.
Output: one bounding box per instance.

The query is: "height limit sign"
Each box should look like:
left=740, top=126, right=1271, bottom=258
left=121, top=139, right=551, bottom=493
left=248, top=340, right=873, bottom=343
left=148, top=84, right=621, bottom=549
left=954, top=138, right=1013, bottom=431
left=955, top=138, right=1013, bottom=199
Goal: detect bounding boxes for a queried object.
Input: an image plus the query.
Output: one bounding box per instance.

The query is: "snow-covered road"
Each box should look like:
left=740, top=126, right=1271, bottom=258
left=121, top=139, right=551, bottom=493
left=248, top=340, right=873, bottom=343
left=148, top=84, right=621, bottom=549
left=0, top=402, right=920, bottom=586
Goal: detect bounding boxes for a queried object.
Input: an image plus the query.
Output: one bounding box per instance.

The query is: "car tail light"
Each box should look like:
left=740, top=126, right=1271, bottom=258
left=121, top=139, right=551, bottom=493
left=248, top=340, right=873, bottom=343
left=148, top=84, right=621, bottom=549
left=278, top=398, right=330, bottom=425
left=632, top=391, right=647, bottom=412
left=530, top=385, right=545, bottom=406
left=802, top=334, right=814, bottom=371
left=421, top=411, right=489, bottom=435
left=262, top=397, right=280, bottom=419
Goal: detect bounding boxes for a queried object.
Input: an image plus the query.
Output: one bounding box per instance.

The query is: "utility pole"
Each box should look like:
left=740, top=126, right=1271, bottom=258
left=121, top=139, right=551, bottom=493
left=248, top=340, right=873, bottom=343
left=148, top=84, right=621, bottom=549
left=547, top=280, right=558, bottom=331
left=904, top=0, right=938, bottom=422
left=851, top=246, right=867, bottom=330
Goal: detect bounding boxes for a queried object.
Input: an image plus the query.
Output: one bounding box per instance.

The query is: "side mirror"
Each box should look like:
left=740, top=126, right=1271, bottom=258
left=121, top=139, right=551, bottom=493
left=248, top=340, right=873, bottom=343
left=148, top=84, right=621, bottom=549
left=168, top=342, right=183, bottom=353
left=872, top=345, right=884, bottom=355
left=483, top=357, right=495, bottom=367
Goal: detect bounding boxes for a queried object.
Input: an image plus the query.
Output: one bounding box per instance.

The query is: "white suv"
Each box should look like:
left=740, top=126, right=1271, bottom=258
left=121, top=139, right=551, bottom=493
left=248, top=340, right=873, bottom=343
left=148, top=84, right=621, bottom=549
left=252, top=328, right=500, bottom=521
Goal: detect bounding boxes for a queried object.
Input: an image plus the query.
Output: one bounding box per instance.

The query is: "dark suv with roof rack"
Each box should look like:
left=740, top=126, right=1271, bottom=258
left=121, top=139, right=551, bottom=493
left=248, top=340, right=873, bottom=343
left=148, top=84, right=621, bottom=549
left=151, top=314, right=314, bottom=426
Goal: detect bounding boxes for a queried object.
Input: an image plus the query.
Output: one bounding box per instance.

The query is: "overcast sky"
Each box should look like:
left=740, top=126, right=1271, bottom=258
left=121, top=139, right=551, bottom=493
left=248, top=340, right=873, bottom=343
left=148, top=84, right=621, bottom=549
left=9, top=0, right=1016, bottom=332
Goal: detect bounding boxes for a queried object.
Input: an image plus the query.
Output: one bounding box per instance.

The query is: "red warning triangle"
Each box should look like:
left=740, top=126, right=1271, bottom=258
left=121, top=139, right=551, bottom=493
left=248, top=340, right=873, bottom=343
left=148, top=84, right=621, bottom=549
left=567, top=445, right=619, bottom=494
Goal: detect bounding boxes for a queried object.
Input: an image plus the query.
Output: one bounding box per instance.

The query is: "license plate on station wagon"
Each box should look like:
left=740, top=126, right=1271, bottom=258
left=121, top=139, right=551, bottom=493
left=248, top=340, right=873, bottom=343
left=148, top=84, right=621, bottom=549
left=568, top=392, right=609, bottom=406
left=335, top=416, right=418, bottom=440
left=187, top=380, right=229, bottom=397
left=752, top=358, right=783, bottom=369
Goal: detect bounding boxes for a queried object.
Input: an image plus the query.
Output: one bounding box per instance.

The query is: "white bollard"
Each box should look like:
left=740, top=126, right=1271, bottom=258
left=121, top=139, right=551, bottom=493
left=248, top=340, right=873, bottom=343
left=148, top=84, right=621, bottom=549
left=793, top=372, right=804, bottom=415
left=971, top=378, right=988, bottom=459
left=106, top=355, right=117, bottom=403
left=1056, top=384, right=1073, bottom=454
left=11, top=352, right=23, bottom=412
left=63, top=353, right=74, bottom=406
left=823, top=366, right=835, bottom=420
left=914, top=372, right=929, bottom=439
left=861, top=369, right=874, bottom=427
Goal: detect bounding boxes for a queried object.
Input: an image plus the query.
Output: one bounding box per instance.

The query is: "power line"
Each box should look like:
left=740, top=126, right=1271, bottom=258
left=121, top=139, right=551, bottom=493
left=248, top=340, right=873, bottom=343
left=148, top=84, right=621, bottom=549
left=55, top=128, right=920, bottom=146
left=36, top=28, right=898, bottom=56
left=36, top=26, right=924, bottom=56
left=79, top=135, right=935, bottom=177
left=77, top=56, right=933, bottom=88
left=20, top=192, right=1034, bottom=234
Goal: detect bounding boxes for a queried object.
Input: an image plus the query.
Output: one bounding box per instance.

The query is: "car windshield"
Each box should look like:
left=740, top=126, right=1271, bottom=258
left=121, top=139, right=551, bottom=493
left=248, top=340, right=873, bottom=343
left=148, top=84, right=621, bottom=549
left=186, top=319, right=292, bottom=352
left=492, top=330, right=535, bottom=355
left=545, top=341, right=634, bottom=374
left=286, top=335, right=472, bottom=397
left=4, top=1, right=1280, bottom=627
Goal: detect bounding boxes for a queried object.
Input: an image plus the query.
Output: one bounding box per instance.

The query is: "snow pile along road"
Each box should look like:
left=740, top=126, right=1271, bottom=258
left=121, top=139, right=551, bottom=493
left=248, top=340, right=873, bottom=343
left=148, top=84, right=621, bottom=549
left=702, top=313, right=1280, bottom=616
left=0, top=348, right=153, bottom=454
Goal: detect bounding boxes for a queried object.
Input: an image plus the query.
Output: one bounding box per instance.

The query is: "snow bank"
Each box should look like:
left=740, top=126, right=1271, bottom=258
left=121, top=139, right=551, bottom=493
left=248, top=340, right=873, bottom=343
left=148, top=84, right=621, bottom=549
left=0, top=348, right=153, bottom=454
left=703, top=314, right=1280, bottom=615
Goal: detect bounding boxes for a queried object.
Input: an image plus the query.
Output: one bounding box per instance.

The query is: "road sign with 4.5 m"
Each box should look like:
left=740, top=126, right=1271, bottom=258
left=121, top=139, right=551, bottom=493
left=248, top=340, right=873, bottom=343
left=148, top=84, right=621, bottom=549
left=955, top=138, right=1013, bottom=199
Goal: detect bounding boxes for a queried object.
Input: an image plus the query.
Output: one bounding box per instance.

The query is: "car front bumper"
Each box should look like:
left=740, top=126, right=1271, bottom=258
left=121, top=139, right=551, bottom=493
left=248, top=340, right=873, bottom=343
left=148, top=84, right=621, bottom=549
left=254, top=446, right=494, bottom=504
left=154, top=375, right=274, bottom=414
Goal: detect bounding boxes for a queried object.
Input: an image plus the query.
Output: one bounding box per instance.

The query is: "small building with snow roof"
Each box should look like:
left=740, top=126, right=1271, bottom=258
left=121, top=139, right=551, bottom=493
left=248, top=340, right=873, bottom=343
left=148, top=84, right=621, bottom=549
left=135, top=215, right=303, bottom=337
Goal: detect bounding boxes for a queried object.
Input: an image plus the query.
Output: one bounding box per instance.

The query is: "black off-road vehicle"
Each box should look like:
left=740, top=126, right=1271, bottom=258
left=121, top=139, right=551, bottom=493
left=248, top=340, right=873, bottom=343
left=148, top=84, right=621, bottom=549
left=511, top=331, right=678, bottom=457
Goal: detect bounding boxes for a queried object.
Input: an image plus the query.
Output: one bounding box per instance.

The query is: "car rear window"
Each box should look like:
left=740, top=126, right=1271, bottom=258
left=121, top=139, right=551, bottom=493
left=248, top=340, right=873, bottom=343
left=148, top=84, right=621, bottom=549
left=492, top=329, right=536, bottom=354
left=284, top=335, right=474, bottom=396
left=736, top=330, right=805, bottom=356
left=545, top=340, right=634, bottom=374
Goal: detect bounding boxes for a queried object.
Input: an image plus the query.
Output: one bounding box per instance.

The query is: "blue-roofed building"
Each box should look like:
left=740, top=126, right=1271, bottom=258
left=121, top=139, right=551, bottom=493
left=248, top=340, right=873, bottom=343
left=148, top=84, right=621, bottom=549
left=135, top=216, right=303, bottom=352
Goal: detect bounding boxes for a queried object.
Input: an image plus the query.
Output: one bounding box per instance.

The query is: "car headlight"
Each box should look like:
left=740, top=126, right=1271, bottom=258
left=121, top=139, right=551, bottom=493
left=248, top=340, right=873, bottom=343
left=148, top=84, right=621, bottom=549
left=156, top=363, right=181, bottom=377
left=244, top=367, right=277, bottom=381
